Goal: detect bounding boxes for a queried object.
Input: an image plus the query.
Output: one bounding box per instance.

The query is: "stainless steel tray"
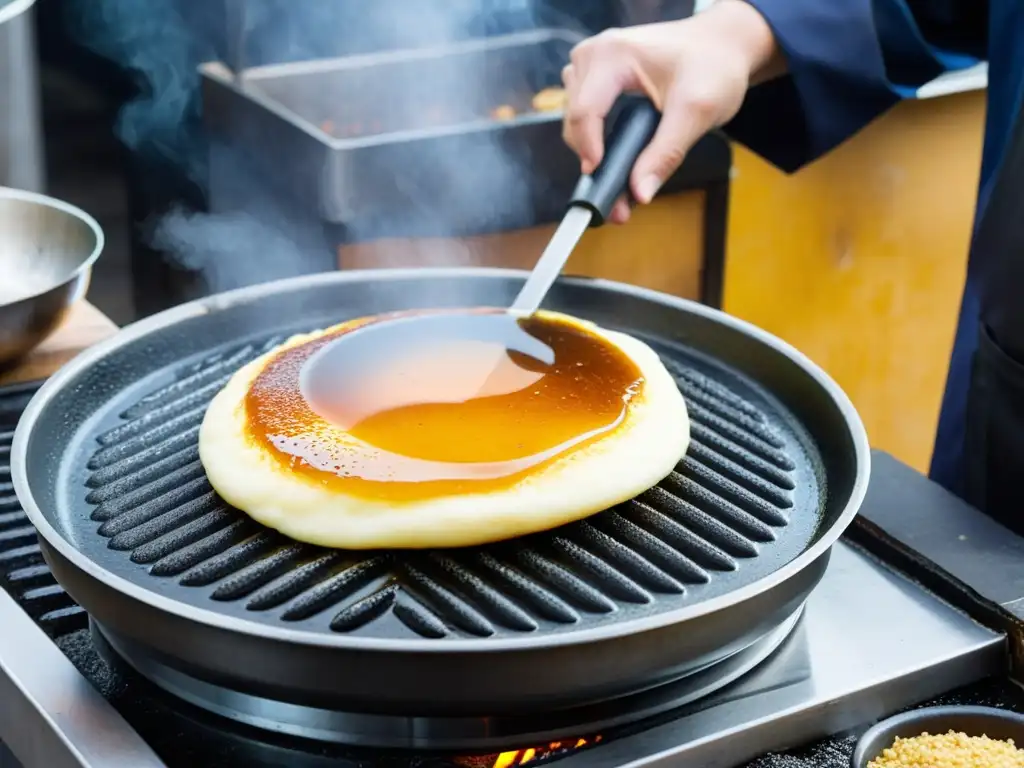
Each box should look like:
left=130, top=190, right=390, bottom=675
left=200, top=29, right=582, bottom=231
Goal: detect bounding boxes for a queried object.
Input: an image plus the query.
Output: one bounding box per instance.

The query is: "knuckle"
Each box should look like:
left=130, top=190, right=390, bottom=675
left=679, top=90, right=720, bottom=123
left=655, top=148, right=686, bottom=174
left=595, top=27, right=626, bottom=47
left=568, top=40, right=590, bottom=65
left=571, top=27, right=623, bottom=63
left=564, top=103, right=592, bottom=125
left=642, top=139, right=686, bottom=178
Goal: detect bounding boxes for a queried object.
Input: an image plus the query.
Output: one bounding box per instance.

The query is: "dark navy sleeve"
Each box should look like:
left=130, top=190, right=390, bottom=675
left=725, top=0, right=980, bottom=172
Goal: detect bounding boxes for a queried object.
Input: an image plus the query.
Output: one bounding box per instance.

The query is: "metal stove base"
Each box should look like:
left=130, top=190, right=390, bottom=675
left=553, top=543, right=1008, bottom=768
left=0, top=543, right=1009, bottom=768
left=93, top=610, right=801, bottom=751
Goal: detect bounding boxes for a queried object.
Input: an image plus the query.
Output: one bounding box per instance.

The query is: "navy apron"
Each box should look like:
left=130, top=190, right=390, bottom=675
left=953, top=14, right=1024, bottom=532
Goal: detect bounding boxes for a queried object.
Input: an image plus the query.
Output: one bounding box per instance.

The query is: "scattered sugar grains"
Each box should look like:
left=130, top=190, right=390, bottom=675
left=867, top=729, right=1024, bottom=768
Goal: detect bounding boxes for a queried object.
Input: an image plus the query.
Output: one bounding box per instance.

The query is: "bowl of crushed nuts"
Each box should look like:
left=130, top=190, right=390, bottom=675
left=852, top=705, right=1024, bottom=768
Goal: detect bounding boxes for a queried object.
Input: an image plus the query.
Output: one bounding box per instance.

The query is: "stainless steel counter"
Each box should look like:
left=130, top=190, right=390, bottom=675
left=0, top=540, right=1004, bottom=768
left=0, top=587, right=164, bottom=768
left=557, top=541, right=1005, bottom=767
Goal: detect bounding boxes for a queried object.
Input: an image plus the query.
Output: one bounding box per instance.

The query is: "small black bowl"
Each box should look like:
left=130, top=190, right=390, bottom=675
left=852, top=705, right=1024, bottom=767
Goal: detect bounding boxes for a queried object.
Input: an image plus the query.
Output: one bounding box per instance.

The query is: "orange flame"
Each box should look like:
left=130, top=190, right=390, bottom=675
left=490, top=736, right=600, bottom=767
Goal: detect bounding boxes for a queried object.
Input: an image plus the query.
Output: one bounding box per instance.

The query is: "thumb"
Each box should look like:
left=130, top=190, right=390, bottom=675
left=629, top=99, right=708, bottom=204
left=565, top=64, right=635, bottom=175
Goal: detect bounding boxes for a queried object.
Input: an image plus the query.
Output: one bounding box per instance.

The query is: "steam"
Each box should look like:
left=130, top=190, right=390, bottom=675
left=65, top=0, right=211, bottom=182
left=151, top=207, right=326, bottom=291
left=61, top=1, right=613, bottom=299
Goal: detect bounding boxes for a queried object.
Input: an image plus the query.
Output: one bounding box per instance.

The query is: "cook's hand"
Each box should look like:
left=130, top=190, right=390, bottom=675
left=562, top=0, right=782, bottom=223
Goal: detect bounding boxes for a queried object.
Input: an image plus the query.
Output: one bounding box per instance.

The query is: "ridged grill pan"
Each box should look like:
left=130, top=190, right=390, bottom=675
left=12, top=269, right=869, bottom=716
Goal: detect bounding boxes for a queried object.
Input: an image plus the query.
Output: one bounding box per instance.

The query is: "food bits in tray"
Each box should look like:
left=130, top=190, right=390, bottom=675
left=489, top=87, right=566, bottom=122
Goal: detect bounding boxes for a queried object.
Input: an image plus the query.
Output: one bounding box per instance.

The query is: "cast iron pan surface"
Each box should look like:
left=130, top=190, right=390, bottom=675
left=12, top=269, right=869, bottom=716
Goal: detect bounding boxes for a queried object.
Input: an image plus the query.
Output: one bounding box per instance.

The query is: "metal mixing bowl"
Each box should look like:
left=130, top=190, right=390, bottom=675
left=0, top=187, right=104, bottom=367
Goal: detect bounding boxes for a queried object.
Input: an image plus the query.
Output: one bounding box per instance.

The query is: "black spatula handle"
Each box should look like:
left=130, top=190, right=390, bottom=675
left=568, top=96, right=662, bottom=226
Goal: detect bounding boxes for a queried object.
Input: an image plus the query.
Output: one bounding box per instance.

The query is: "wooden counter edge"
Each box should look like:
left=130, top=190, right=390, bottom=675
left=0, top=301, right=118, bottom=387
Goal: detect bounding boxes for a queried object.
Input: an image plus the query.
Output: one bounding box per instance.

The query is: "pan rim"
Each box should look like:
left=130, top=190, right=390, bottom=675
left=12, top=268, right=871, bottom=653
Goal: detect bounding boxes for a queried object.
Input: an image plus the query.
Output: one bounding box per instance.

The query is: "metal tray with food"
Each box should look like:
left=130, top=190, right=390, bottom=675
left=201, top=29, right=586, bottom=229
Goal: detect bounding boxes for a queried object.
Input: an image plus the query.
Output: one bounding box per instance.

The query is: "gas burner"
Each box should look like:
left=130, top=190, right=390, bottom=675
left=92, top=610, right=802, bottom=751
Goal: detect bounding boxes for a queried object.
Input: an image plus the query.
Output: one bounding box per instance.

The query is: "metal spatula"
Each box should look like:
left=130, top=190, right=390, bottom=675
left=510, top=97, right=662, bottom=315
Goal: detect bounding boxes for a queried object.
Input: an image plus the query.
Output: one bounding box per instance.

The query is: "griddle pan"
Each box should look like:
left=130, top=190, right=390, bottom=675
left=11, top=269, right=869, bottom=728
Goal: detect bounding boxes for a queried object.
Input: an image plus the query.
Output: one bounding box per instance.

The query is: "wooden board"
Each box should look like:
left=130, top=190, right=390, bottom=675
left=337, top=190, right=707, bottom=300
left=723, top=89, right=985, bottom=472
left=0, top=302, right=118, bottom=386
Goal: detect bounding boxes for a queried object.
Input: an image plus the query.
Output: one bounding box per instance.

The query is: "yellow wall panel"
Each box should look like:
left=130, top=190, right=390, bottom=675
left=724, top=90, right=986, bottom=471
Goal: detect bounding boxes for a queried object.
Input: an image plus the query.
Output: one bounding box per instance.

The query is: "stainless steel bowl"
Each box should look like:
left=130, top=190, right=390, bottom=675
left=852, top=705, right=1024, bottom=767
left=0, top=187, right=104, bottom=367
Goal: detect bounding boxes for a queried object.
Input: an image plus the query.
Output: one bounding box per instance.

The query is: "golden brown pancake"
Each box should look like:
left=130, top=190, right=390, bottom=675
left=199, top=309, right=690, bottom=549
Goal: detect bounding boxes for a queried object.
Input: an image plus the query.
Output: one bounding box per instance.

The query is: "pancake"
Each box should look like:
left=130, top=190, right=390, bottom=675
left=199, top=309, right=690, bottom=549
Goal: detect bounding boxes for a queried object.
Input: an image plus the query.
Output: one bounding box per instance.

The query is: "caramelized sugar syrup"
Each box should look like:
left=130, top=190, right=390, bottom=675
left=244, top=309, right=644, bottom=501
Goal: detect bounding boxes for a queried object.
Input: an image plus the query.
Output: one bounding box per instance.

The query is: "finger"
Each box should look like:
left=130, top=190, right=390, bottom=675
left=565, top=60, right=637, bottom=174
left=609, top=196, right=631, bottom=224
left=630, top=97, right=708, bottom=204
left=560, top=65, right=582, bottom=155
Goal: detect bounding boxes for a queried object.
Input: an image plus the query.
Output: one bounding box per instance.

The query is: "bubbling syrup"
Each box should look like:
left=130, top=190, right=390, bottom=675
left=243, top=309, right=644, bottom=501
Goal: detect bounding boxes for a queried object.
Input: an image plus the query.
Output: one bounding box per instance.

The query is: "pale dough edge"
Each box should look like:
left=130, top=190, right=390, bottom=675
left=198, top=316, right=690, bottom=549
